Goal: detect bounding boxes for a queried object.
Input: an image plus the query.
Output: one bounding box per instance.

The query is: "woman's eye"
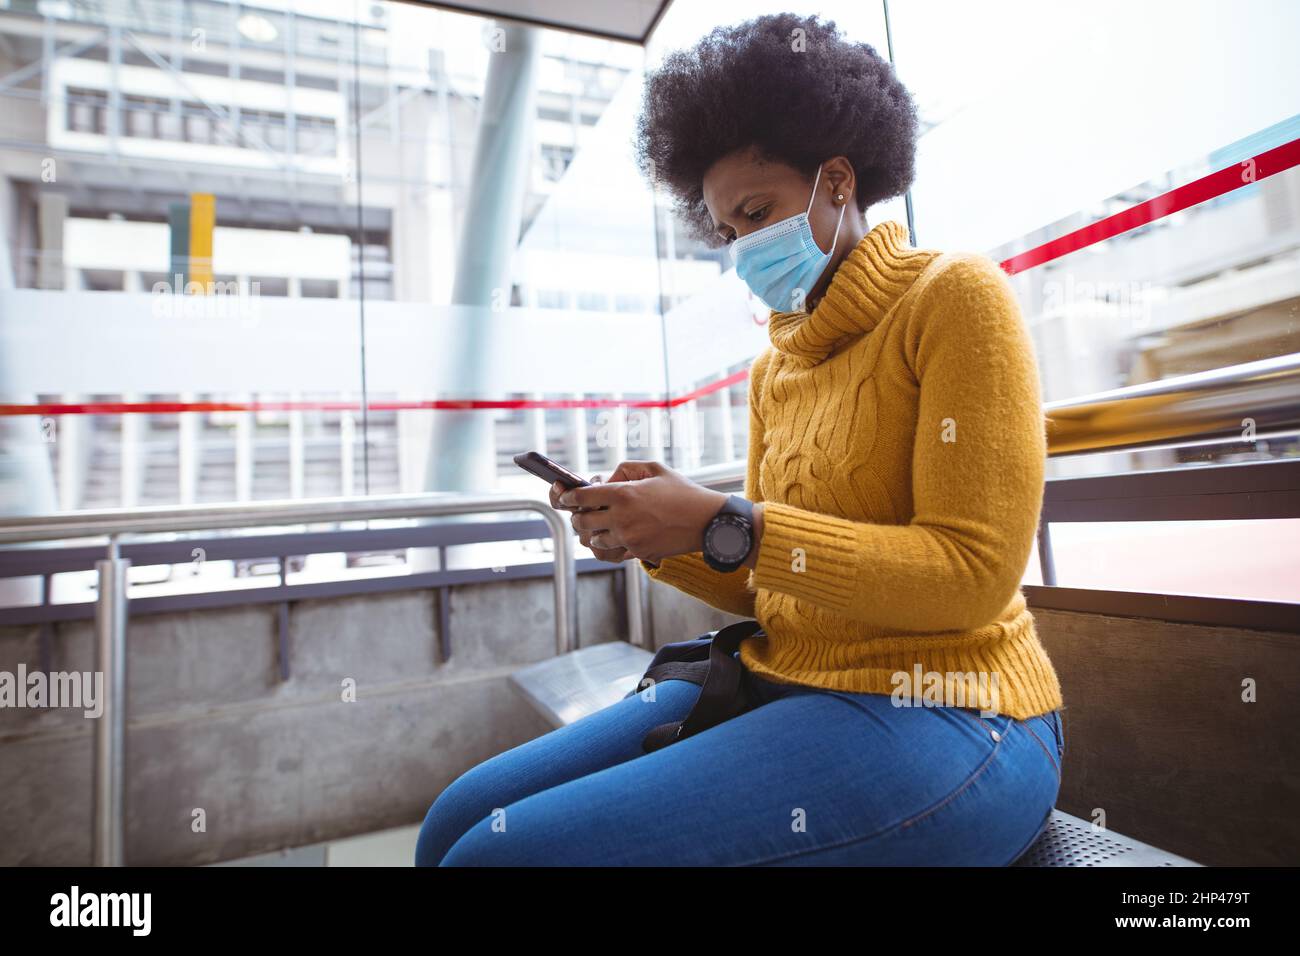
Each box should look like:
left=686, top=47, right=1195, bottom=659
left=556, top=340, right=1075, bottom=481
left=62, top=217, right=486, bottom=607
left=746, top=207, right=768, bottom=223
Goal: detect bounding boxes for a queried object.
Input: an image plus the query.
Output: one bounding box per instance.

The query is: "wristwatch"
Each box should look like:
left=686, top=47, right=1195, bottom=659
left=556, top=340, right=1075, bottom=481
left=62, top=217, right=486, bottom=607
left=702, top=494, right=756, bottom=573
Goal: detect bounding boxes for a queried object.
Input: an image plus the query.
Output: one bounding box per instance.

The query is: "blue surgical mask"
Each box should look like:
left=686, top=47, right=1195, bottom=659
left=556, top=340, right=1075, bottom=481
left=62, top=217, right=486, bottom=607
left=730, top=163, right=846, bottom=313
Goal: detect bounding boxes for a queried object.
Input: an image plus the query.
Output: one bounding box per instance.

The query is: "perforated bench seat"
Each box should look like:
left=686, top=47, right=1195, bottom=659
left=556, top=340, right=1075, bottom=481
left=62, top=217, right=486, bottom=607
left=508, top=641, right=1202, bottom=867
left=1013, top=810, right=1200, bottom=866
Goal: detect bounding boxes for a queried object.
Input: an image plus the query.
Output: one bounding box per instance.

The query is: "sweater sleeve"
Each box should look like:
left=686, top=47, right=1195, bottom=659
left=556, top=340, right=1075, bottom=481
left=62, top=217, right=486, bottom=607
left=637, top=351, right=772, bottom=618
left=750, top=254, right=1046, bottom=632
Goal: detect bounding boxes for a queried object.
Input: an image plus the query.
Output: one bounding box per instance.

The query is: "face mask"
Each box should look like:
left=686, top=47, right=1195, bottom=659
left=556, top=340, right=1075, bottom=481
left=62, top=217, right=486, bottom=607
left=730, top=163, right=847, bottom=313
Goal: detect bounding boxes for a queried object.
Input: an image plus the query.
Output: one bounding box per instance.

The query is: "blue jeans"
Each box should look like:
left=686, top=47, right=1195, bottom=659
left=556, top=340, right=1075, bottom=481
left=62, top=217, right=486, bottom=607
left=414, top=665, right=1065, bottom=866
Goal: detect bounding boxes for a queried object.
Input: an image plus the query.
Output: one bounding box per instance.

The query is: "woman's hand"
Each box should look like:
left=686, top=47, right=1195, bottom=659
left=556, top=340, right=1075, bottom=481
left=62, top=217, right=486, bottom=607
left=557, top=460, right=728, bottom=565
left=549, top=474, right=632, bottom=564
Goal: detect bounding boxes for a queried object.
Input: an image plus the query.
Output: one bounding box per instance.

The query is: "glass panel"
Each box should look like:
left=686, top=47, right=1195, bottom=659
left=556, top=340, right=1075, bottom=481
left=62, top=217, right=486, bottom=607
left=0, top=0, right=659, bottom=534
left=1046, top=519, right=1300, bottom=603
left=887, top=0, right=1300, bottom=479
left=890, top=0, right=1300, bottom=253
left=0, top=1, right=369, bottom=527
left=354, top=3, right=652, bottom=523
left=1, top=0, right=1294, bottom=608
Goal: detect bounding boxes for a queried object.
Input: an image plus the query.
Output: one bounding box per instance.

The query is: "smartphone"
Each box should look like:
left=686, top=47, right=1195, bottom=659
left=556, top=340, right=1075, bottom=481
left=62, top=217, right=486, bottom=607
left=513, top=451, right=591, bottom=491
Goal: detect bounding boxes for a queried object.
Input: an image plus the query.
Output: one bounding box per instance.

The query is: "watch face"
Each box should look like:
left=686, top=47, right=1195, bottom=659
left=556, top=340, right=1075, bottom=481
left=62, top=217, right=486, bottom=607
left=706, top=515, right=751, bottom=562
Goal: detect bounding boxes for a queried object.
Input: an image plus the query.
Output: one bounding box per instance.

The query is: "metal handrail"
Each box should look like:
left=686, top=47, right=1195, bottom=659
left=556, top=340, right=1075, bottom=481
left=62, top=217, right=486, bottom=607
left=0, top=492, right=577, bottom=867
left=687, top=352, right=1300, bottom=490
left=1043, top=352, right=1300, bottom=457
left=0, top=494, right=578, bottom=657
left=0, top=492, right=549, bottom=542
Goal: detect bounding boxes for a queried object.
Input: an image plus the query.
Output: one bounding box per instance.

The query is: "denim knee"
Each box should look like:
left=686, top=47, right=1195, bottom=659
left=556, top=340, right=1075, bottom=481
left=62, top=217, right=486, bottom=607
left=413, top=797, right=455, bottom=867
left=413, top=771, right=490, bottom=867
left=437, top=819, right=500, bottom=867
left=439, top=809, right=554, bottom=867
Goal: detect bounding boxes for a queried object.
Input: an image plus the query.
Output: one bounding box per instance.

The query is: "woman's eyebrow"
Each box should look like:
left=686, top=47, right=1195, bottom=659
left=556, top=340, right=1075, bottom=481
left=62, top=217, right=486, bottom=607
left=712, top=193, right=761, bottom=233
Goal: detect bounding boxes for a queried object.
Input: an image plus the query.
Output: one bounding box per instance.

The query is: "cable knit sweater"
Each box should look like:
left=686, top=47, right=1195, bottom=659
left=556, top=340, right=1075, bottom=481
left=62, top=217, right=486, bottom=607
left=642, top=219, right=1063, bottom=720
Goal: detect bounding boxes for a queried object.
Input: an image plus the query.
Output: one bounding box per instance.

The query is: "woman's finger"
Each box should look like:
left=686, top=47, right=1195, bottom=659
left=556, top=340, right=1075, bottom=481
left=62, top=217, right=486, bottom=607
left=571, top=508, right=614, bottom=534
left=575, top=473, right=604, bottom=512
left=576, top=525, right=626, bottom=562
left=549, top=480, right=570, bottom=511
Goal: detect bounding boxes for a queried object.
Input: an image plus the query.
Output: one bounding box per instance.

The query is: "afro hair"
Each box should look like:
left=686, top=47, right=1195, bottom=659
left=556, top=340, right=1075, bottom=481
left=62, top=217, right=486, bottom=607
left=635, top=13, right=918, bottom=247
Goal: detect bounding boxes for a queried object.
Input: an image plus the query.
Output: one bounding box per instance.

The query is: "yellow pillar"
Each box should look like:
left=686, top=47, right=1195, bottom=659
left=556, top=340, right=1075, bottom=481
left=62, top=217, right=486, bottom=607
left=189, top=193, right=216, bottom=292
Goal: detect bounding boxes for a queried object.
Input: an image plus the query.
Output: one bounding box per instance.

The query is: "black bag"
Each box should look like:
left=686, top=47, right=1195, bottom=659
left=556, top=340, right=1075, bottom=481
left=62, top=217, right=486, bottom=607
left=622, top=619, right=766, bottom=753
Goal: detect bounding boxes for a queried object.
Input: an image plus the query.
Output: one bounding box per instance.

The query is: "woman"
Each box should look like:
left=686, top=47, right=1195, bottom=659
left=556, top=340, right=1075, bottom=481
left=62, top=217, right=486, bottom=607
left=415, top=13, right=1065, bottom=867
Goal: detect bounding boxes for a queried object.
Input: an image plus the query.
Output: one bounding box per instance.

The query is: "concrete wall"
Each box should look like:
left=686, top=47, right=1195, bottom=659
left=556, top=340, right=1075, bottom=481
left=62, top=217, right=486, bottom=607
left=0, top=570, right=624, bottom=865
left=1035, top=606, right=1300, bottom=866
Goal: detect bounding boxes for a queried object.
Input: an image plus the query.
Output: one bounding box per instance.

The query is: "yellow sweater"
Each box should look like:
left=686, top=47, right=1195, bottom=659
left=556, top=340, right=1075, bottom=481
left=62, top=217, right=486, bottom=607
left=643, top=219, right=1063, bottom=720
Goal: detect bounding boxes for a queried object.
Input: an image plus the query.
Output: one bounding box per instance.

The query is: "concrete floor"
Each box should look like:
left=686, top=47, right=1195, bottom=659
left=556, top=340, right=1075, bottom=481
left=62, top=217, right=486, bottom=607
left=212, top=823, right=422, bottom=867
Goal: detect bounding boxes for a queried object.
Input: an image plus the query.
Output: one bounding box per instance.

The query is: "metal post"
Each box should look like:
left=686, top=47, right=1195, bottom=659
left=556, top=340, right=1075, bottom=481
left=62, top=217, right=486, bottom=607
left=1036, top=518, right=1057, bottom=587
left=41, top=11, right=53, bottom=109
left=568, top=396, right=589, bottom=476
left=625, top=559, right=651, bottom=649
left=609, top=392, right=628, bottom=471
left=423, top=22, right=540, bottom=496
left=107, top=24, right=121, bottom=152
left=714, top=384, right=734, bottom=463
left=881, top=0, right=917, bottom=247
left=285, top=7, right=297, bottom=158
left=235, top=392, right=253, bottom=502
left=0, top=178, right=58, bottom=526
left=526, top=392, right=547, bottom=458
left=289, top=393, right=305, bottom=498
left=231, top=0, right=242, bottom=142
left=92, top=537, right=129, bottom=866
left=552, top=520, right=577, bottom=654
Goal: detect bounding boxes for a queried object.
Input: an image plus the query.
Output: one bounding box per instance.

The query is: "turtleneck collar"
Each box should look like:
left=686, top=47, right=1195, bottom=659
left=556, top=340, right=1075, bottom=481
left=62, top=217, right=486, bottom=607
left=766, top=219, right=936, bottom=367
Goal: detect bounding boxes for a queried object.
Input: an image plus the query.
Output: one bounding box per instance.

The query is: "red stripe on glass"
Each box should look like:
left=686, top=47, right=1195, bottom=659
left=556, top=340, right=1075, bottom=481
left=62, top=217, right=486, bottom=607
left=999, top=137, right=1300, bottom=275
left=0, top=370, right=750, bottom=417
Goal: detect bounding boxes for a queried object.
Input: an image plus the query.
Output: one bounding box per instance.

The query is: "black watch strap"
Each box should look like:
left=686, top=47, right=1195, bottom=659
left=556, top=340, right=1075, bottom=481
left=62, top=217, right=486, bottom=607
left=702, top=494, right=755, bottom=572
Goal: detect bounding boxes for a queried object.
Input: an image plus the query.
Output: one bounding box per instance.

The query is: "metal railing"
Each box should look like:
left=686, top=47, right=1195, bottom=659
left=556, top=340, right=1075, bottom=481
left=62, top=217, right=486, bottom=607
left=0, top=492, right=576, bottom=867
left=1041, top=352, right=1300, bottom=457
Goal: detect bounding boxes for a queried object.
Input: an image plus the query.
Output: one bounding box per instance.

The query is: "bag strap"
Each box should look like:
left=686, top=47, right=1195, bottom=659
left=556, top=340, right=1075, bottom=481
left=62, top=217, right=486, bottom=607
left=636, top=659, right=710, bottom=689
left=640, top=619, right=764, bottom=754
left=625, top=636, right=715, bottom=699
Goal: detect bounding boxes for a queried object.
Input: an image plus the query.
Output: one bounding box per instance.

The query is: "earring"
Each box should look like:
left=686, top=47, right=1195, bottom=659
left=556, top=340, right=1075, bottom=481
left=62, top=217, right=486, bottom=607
left=835, top=193, right=845, bottom=202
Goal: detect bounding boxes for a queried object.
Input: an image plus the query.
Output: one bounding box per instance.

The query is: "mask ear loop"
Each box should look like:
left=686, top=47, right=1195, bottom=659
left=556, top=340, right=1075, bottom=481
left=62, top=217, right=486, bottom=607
left=825, top=198, right=846, bottom=257
left=807, top=163, right=846, bottom=256
left=806, top=164, right=823, bottom=217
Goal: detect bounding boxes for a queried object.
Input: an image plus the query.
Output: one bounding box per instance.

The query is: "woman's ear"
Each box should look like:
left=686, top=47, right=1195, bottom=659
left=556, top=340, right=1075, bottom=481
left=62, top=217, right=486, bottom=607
left=823, top=155, right=856, bottom=206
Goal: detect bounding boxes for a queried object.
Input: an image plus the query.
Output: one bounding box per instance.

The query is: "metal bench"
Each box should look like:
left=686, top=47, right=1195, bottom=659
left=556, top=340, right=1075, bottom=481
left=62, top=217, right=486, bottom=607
left=1013, top=810, right=1200, bottom=867
left=509, top=640, right=657, bottom=728
left=509, top=640, right=1201, bottom=867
